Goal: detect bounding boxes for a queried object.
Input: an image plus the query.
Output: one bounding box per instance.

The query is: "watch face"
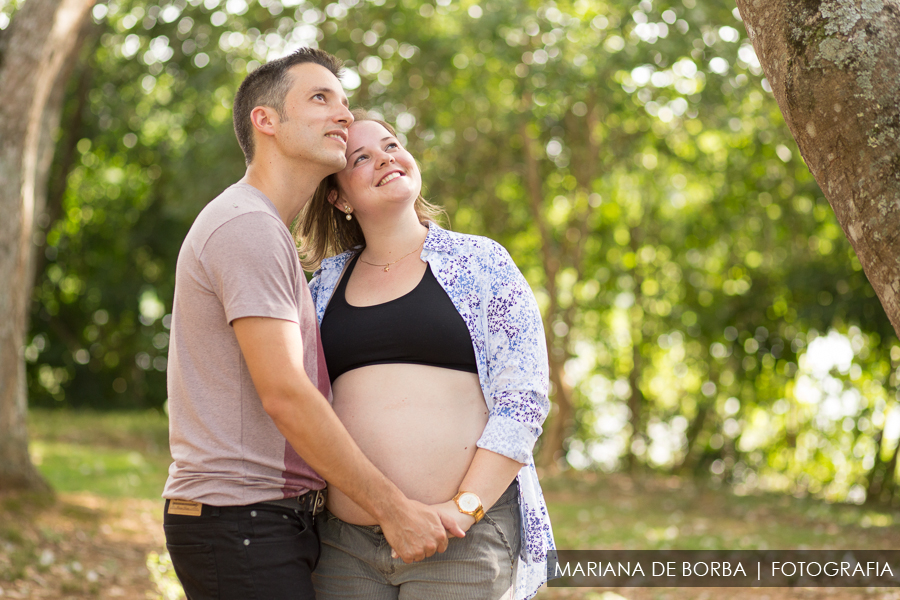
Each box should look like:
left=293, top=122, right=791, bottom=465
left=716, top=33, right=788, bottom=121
left=458, top=493, right=480, bottom=512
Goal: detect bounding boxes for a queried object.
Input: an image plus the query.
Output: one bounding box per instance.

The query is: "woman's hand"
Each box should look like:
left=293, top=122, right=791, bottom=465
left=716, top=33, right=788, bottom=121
left=433, top=500, right=476, bottom=538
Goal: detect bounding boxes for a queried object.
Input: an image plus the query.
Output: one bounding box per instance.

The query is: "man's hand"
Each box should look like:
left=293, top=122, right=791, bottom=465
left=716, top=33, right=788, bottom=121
left=381, top=500, right=464, bottom=563
left=433, top=500, right=476, bottom=538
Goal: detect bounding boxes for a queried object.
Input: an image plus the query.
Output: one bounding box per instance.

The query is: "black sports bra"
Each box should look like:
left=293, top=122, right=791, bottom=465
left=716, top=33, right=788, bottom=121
left=320, top=254, right=478, bottom=384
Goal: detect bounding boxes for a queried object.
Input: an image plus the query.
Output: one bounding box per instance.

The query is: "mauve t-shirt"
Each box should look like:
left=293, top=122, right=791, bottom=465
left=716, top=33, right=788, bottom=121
left=163, top=183, right=330, bottom=506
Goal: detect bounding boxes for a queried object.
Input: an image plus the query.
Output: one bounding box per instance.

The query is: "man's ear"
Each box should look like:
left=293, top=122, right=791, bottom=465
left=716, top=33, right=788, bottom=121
left=327, top=190, right=340, bottom=207
left=250, top=106, right=277, bottom=138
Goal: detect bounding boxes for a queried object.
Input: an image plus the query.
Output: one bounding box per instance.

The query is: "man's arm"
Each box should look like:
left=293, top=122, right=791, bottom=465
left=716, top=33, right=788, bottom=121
left=233, top=316, right=464, bottom=562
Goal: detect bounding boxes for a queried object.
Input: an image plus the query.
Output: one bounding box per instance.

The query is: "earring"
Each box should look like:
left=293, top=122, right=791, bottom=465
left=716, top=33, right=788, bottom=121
left=343, top=205, right=353, bottom=221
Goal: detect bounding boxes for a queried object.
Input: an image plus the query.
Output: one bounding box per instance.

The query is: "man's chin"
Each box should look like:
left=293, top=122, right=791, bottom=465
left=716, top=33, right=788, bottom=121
left=322, top=153, right=347, bottom=174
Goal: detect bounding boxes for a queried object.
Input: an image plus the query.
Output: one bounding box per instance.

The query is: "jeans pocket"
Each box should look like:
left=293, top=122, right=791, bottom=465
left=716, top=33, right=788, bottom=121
left=483, top=500, right=522, bottom=569
left=249, top=508, right=310, bottom=542
left=245, top=519, right=319, bottom=600
left=166, top=542, right=218, bottom=599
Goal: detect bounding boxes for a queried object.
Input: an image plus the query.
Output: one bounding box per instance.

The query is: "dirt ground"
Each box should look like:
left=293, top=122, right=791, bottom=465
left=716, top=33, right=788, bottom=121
left=0, top=492, right=169, bottom=599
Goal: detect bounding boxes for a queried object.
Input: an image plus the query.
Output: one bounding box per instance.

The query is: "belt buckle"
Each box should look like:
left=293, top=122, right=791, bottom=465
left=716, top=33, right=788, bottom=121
left=311, top=489, right=326, bottom=515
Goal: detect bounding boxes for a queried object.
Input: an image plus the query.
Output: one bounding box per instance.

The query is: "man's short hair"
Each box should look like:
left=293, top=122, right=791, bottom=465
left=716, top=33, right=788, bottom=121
left=233, top=48, right=343, bottom=165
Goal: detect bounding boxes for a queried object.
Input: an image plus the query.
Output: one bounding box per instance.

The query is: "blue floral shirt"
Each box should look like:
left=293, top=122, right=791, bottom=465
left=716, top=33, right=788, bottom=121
left=309, top=223, right=556, bottom=599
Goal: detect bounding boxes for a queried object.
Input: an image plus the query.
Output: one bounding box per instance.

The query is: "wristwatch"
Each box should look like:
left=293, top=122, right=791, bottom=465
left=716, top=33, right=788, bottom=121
left=452, top=491, right=485, bottom=523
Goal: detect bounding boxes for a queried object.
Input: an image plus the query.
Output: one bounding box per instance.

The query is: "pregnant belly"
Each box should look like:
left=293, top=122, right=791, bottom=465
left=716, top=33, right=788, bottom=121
left=326, top=364, right=488, bottom=525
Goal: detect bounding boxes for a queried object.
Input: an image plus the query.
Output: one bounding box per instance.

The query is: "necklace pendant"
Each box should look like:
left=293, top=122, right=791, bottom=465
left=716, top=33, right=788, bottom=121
left=384, top=266, right=390, bottom=272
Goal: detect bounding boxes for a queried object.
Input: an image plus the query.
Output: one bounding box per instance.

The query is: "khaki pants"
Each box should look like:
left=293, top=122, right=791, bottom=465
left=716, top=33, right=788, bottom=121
left=312, top=482, right=521, bottom=600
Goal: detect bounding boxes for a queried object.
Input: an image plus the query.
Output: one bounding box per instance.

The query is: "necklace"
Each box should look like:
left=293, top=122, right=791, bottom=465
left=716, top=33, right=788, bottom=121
left=358, top=240, right=423, bottom=272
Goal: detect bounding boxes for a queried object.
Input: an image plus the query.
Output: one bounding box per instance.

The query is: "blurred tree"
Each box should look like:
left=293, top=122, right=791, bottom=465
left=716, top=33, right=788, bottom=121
left=734, top=0, right=900, bottom=338
left=0, top=0, right=95, bottom=490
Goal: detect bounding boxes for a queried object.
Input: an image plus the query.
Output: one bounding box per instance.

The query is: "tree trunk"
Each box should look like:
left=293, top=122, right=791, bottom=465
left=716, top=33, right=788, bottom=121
left=624, top=225, right=645, bottom=472
left=539, top=355, right=575, bottom=470
left=0, top=0, right=95, bottom=491
left=734, top=0, right=900, bottom=338
left=864, top=427, right=886, bottom=502
left=882, top=437, right=899, bottom=504
left=676, top=397, right=712, bottom=473
left=519, top=116, right=571, bottom=470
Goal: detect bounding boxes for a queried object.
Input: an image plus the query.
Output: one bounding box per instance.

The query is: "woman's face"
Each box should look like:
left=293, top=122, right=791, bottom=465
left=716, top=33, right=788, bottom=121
left=334, top=120, right=422, bottom=216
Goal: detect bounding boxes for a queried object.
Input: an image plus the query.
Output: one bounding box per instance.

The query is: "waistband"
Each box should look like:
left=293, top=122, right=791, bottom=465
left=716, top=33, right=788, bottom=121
left=261, top=489, right=327, bottom=514
left=166, top=488, right=327, bottom=518
left=326, top=480, right=519, bottom=534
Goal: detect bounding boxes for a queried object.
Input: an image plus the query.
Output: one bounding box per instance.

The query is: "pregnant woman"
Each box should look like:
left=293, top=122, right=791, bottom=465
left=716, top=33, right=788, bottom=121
left=298, top=110, right=555, bottom=600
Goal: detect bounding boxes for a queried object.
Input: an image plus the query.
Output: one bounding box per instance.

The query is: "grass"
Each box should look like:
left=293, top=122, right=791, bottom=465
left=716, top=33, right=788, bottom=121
left=542, top=473, right=898, bottom=552
left=3, top=410, right=899, bottom=599
left=28, top=408, right=171, bottom=500
left=28, top=408, right=170, bottom=452
left=0, top=409, right=177, bottom=598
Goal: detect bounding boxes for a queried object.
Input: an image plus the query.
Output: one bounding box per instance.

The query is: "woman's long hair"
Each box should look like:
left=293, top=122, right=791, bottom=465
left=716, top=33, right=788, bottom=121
left=295, top=109, right=446, bottom=271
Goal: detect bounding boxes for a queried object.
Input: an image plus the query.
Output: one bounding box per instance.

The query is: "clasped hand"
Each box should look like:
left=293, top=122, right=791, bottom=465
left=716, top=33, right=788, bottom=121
left=384, top=500, right=476, bottom=562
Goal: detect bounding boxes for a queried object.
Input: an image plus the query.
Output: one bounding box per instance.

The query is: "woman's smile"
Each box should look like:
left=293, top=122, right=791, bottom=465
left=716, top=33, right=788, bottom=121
left=377, top=171, right=404, bottom=186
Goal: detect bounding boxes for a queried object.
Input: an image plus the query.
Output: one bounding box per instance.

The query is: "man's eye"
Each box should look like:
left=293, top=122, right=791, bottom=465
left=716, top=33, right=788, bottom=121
left=314, top=93, right=325, bottom=100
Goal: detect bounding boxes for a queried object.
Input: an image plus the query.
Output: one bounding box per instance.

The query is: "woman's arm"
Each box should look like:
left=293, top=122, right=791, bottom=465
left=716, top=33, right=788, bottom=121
left=434, top=448, right=523, bottom=534
left=477, top=241, right=551, bottom=462
left=435, top=240, right=550, bottom=534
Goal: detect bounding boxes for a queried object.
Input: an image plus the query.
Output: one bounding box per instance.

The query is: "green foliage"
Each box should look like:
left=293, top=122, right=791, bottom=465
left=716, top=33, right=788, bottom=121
left=28, top=409, right=171, bottom=499
left=17, top=0, right=900, bottom=503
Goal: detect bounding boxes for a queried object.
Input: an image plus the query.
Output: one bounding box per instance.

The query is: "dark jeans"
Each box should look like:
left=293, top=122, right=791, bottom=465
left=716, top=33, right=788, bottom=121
left=163, top=499, right=319, bottom=600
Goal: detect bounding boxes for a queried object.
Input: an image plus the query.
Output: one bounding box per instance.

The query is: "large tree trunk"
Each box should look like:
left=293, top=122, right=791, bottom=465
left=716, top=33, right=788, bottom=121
left=0, top=0, right=95, bottom=491
left=735, top=0, right=900, bottom=337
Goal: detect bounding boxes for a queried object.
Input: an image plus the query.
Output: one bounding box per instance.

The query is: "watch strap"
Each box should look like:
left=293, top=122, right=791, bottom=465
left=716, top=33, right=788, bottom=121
left=452, top=491, right=485, bottom=523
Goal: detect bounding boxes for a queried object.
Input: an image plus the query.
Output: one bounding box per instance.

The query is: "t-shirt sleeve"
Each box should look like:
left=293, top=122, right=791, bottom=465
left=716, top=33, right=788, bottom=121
left=199, top=212, right=301, bottom=325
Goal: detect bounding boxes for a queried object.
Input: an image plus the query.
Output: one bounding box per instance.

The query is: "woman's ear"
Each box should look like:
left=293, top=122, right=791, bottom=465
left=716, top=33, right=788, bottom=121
left=327, top=189, right=339, bottom=207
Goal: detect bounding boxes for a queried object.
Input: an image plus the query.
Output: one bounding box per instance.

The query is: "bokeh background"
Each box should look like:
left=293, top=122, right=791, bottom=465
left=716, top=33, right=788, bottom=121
left=6, top=0, right=899, bottom=506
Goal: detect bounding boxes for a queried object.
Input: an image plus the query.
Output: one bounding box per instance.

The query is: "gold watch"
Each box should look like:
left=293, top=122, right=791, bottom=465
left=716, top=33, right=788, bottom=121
left=452, top=491, right=485, bottom=523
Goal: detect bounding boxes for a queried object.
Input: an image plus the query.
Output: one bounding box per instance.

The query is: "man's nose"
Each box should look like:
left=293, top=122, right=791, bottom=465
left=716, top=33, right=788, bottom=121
left=335, top=103, right=353, bottom=124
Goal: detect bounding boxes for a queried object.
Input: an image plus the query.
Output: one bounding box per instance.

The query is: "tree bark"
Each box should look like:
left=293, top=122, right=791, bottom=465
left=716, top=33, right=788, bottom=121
left=0, top=0, right=95, bottom=491
left=734, top=0, right=900, bottom=337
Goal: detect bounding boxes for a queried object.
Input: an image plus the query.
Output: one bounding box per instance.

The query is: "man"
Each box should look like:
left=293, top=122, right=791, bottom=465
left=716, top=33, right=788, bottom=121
left=162, top=48, right=461, bottom=599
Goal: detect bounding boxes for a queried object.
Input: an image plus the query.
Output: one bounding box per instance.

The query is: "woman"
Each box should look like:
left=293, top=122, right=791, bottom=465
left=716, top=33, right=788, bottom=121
left=298, top=110, right=555, bottom=600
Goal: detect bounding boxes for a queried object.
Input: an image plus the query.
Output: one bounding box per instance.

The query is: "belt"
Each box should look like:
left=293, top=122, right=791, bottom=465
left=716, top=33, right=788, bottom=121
left=260, top=489, right=327, bottom=515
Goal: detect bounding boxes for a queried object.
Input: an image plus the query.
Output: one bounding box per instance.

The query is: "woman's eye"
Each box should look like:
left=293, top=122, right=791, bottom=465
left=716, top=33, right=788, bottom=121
left=354, top=154, right=367, bottom=164
left=386, top=143, right=398, bottom=150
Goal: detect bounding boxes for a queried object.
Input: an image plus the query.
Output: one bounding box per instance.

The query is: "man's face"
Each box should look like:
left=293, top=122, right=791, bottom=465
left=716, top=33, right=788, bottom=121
left=274, top=62, right=353, bottom=173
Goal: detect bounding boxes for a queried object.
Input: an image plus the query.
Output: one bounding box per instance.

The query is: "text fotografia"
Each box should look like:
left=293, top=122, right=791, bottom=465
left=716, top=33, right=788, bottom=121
left=556, top=561, right=892, bottom=579
left=548, top=550, right=900, bottom=587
